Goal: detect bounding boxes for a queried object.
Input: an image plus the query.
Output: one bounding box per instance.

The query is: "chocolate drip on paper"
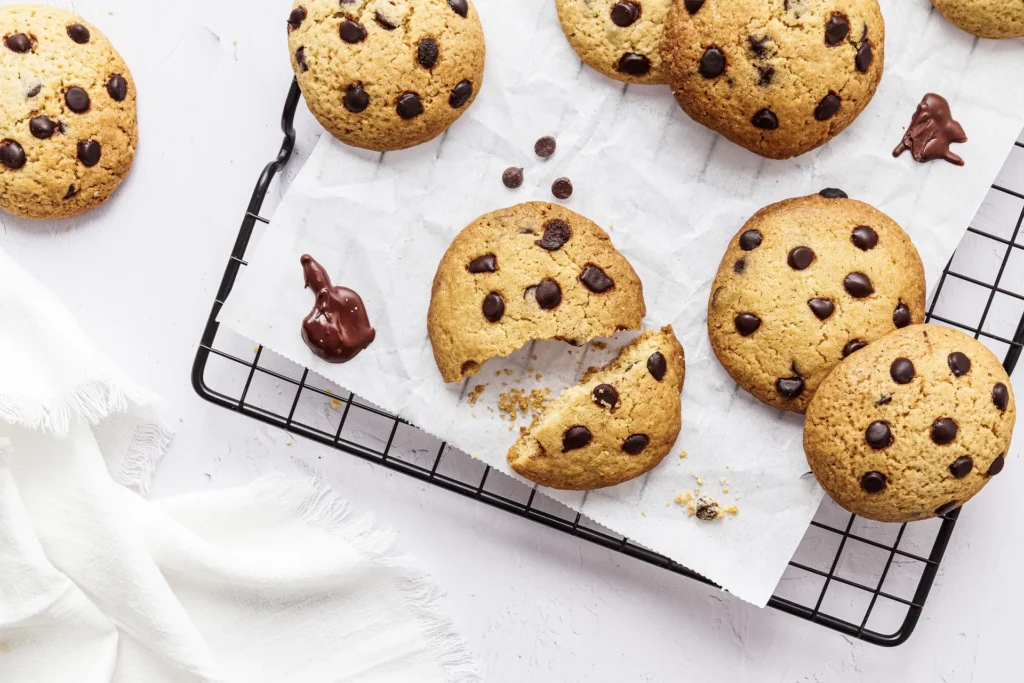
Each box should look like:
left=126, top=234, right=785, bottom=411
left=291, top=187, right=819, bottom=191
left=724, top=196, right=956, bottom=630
left=300, top=255, right=376, bottom=363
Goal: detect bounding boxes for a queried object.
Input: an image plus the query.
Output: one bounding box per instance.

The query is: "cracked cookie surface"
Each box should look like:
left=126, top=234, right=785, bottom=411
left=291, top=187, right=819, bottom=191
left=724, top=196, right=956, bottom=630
left=508, top=326, right=685, bottom=490
left=0, top=4, right=137, bottom=219
left=288, top=0, right=486, bottom=151
left=932, top=0, right=1024, bottom=39
left=708, top=191, right=926, bottom=413
left=661, top=0, right=884, bottom=159
left=805, top=324, right=1015, bottom=523
left=428, top=201, right=646, bottom=383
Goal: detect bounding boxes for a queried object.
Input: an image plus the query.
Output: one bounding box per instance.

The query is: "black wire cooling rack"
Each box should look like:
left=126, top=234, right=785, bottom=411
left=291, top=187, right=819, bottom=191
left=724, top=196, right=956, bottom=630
left=192, top=79, right=1024, bottom=647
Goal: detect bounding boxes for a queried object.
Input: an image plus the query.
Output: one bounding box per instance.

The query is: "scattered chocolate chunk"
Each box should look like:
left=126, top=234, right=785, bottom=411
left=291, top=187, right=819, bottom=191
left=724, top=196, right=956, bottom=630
left=987, top=454, right=1005, bottom=477
left=106, top=75, right=128, bottom=102
left=0, top=140, right=26, bottom=169
left=467, top=253, right=497, bottom=273
left=29, top=116, right=55, bottom=139
left=299, top=254, right=376, bottom=362
left=752, top=108, right=778, bottom=130
left=893, top=300, right=911, bottom=328
left=563, top=425, right=592, bottom=451
left=684, top=0, right=705, bottom=13
left=482, top=292, right=505, bottom=322
left=551, top=177, right=573, bottom=200
left=931, top=418, right=958, bottom=445
left=622, top=434, right=649, bottom=455
left=819, top=188, right=848, bottom=199
left=808, top=298, right=834, bottom=320
left=447, top=0, right=469, bottom=18
left=947, top=352, right=971, bottom=377
left=580, top=265, right=614, bottom=293
left=340, top=20, right=367, bottom=43
left=449, top=80, right=473, bottom=108
left=861, top=471, right=887, bottom=493
left=535, top=219, right=571, bottom=250
left=26, top=82, right=41, bottom=98
left=65, top=87, right=90, bottom=113
left=647, top=352, right=667, bottom=381
left=876, top=394, right=892, bottom=406
left=776, top=377, right=804, bottom=399
left=396, top=92, right=423, bottom=119
left=535, top=279, right=562, bottom=309
left=699, top=47, right=725, bottom=78
left=535, top=136, right=556, bottom=158
left=851, top=226, right=878, bottom=250
left=735, top=313, right=761, bottom=336
left=733, top=258, right=746, bottom=274
left=843, top=339, right=867, bottom=357
left=67, top=23, right=91, bottom=43
left=618, top=52, right=651, bottom=76
left=748, top=34, right=771, bottom=58
left=756, top=65, right=775, bottom=87
left=592, top=384, right=619, bottom=409
left=418, top=37, right=439, bottom=69
left=610, top=2, right=640, bottom=27
left=5, top=34, right=31, bottom=53
left=77, top=140, right=101, bottom=167
left=375, top=11, right=399, bottom=30
left=288, top=6, right=307, bottom=31
left=788, top=246, right=815, bottom=270
left=856, top=40, right=873, bottom=73
left=502, top=167, right=523, bottom=189
left=866, top=421, right=892, bottom=449
left=295, top=47, right=308, bottom=71
left=993, top=383, right=1009, bottom=411
left=949, top=456, right=973, bottom=479
left=63, top=184, right=78, bottom=199
left=893, top=93, right=967, bottom=166
left=814, top=92, right=841, bottom=121
left=890, top=358, right=915, bottom=384
left=344, top=84, right=369, bottom=113
left=825, top=13, right=850, bottom=45
left=739, top=229, right=763, bottom=250
left=935, top=501, right=959, bottom=517
left=843, top=272, right=874, bottom=298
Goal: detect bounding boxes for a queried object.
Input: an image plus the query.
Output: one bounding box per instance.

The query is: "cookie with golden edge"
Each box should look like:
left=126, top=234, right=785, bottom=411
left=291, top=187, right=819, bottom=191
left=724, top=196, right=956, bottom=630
left=932, top=0, right=1024, bottom=39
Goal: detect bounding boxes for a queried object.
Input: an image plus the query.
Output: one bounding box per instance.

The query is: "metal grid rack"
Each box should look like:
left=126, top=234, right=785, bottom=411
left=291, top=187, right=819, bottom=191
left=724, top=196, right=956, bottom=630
left=192, top=80, right=1024, bottom=647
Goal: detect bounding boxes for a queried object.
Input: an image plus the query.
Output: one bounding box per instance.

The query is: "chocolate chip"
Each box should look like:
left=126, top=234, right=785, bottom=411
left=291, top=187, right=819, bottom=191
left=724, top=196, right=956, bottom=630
left=63, top=184, right=78, bottom=199
left=819, top=188, right=848, bottom=199
left=931, top=418, right=958, bottom=445
left=581, top=265, right=614, bottom=293
left=993, top=383, right=1009, bottom=411
left=618, top=53, right=651, bottom=76
left=397, top=92, right=423, bottom=119
left=418, top=37, right=439, bottom=69
left=776, top=377, right=804, bottom=399
left=949, top=456, right=973, bottom=479
left=340, top=20, right=367, bottom=43
left=552, top=177, right=573, bottom=200
left=0, top=140, right=26, bottom=169
left=449, top=80, right=473, bottom=108
left=105, top=74, right=128, bottom=102
left=5, top=34, right=30, bottom=53
left=844, top=272, right=874, bottom=298
left=808, top=298, right=834, bottom=320
left=563, top=426, right=592, bottom=452
left=948, top=352, right=971, bottom=377
left=866, top=421, right=892, bottom=449
left=482, top=292, right=504, bottom=322
left=733, top=259, right=746, bottom=274
left=344, top=84, right=369, bottom=113
left=935, top=501, right=959, bottom=517
left=851, top=226, right=878, bottom=250
left=535, top=279, right=562, bottom=309
left=77, top=140, right=101, bottom=167
left=295, top=47, right=308, bottom=71
left=699, top=47, right=725, bottom=78
left=893, top=301, right=911, bottom=328
left=788, top=246, right=815, bottom=270
left=535, top=219, right=571, bottom=250
left=735, top=313, right=761, bottom=336
left=288, top=6, right=307, bottom=31
left=752, top=109, right=778, bottom=130
left=29, top=116, right=55, bottom=139
left=987, top=454, right=1005, bottom=477
left=467, top=254, right=497, bottom=273
left=756, top=65, right=775, bottom=87
left=448, top=0, right=469, bottom=18
left=748, top=34, right=771, bottom=58
left=535, top=136, right=556, bottom=158
left=592, top=384, right=619, bottom=409
left=825, top=13, right=850, bottom=45
left=684, top=0, right=705, bottom=13
left=65, top=87, right=90, bottom=113
left=26, top=82, right=41, bottom=98
left=622, top=434, right=649, bottom=455
left=890, top=358, right=915, bottom=384
left=856, top=42, right=873, bottom=73
left=502, top=167, right=523, bottom=189
left=375, top=11, right=399, bottom=29
left=876, top=394, right=892, bottom=406
left=843, top=339, right=867, bottom=357
left=67, top=23, right=91, bottom=43
left=814, top=92, right=841, bottom=121
left=647, top=352, right=667, bottom=381
left=861, top=471, right=887, bottom=493
left=610, top=2, right=640, bottom=27
left=739, top=229, right=762, bottom=250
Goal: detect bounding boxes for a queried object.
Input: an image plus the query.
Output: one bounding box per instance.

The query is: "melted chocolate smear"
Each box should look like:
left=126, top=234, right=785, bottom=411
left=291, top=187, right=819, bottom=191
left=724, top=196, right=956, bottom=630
left=300, top=255, right=376, bottom=363
left=893, top=93, right=967, bottom=166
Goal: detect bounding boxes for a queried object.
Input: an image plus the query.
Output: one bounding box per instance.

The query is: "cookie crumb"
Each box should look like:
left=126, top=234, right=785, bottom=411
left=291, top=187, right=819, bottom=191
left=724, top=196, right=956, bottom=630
left=722, top=488, right=729, bottom=494
left=720, top=477, right=729, bottom=484
left=679, top=450, right=688, bottom=459
left=674, top=491, right=693, bottom=507
left=592, top=341, right=607, bottom=350
left=330, top=398, right=342, bottom=409
left=285, top=439, right=293, bottom=446
left=253, top=344, right=259, bottom=353
left=498, top=387, right=551, bottom=423
left=467, top=384, right=486, bottom=405
left=641, top=511, right=647, bottom=517
left=691, top=473, right=704, bottom=486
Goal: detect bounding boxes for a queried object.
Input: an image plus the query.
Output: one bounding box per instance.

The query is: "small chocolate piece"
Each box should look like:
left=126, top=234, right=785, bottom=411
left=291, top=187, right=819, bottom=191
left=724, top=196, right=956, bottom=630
left=647, top=352, right=667, bottom=381
left=580, top=265, right=614, bottom=293
left=843, top=339, right=867, bottom=357
left=861, top=471, right=887, bottom=493
left=344, top=84, right=369, bottom=113
left=397, top=92, right=423, bottom=119
left=739, top=229, right=762, bottom=250
left=733, top=259, right=746, bottom=274
left=340, top=20, right=367, bottom=43
left=890, top=358, right=915, bottom=384
left=617, top=53, right=651, bottom=76
left=776, top=377, right=804, bottom=399
left=418, top=37, right=439, bottom=69
left=993, top=383, right=1009, bottom=411
left=67, top=23, right=91, bottom=43
left=288, top=6, right=307, bottom=31
left=502, top=167, right=523, bottom=189
left=26, top=82, right=41, bottom=98
left=699, top=47, right=726, bottom=78
left=610, top=2, right=640, bottom=27
left=77, top=140, right=101, bottom=167
left=844, top=272, right=874, bottom=298
left=748, top=34, right=771, bottom=58
left=935, top=501, right=959, bottom=517
left=447, top=0, right=469, bottom=18
left=592, top=384, right=619, bottom=409
left=562, top=426, right=592, bottom=451
left=752, top=109, right=778, bottom=130
left=876, top=394, right=892, bottom=406
left=851, top=226, right=878, bottom=250
left=295, top=47, right=308, bottom=71
left=987, top=454, right=1005, bottom=477
left=866, top=421, right=892, bottom=449
left=482, top=292, right=505, bottom=322
left=788, top=246, right=815, bottom=270
left=947, top=352, right=971, bottom=377
left=808, top=298, right=834, bottom=320
left=814, top=92, right=841, bottom=121
left=65, top=87, right=90, bottom=113
left=622, top=434, right=650, bottom=455
left=931, top=418, right=958, bottom=445
left=5, top=34, right=31, bottom=53
left=551, top=177, right=573, bottom=200
left=893, top=93, right=967, bottom=166
left=535, top=219, right=571, bottom=250
left=63, top=184, right=78, bottom=199
left=467, top=253, right=497, bottom=273
left=735, top=313, right=761, bottom=336
left=855, top=41, right=873, bottom=73
left=0, top=140, right=26, bottom=169
left=756, top=65, right=775, bottom=87
left=375, top=11, right=399, bottom=30
left=299, top=254, right=376, bottom=362
left=106, top=74, right=128, bottom=102
left=825, top=13, right=850, bottom=45
left=535, top=136, right=556, bottom=158
left=535, top=279, right=562, bottom=309
left=893, top=300, right=912, bottom=328
left=949, top=456, right=973, bottom=479
left=29, top=116, right=55, bottom=139
left=684, top=0, right=705, bottom=13
left=819, top=188, right=848, bottom=199
left=449, top=80, right=473, bottom=108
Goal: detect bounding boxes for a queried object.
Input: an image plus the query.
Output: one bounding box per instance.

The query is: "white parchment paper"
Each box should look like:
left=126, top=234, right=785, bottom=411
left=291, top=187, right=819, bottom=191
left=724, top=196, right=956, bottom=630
left=220, top=0, right=1024, bottom=605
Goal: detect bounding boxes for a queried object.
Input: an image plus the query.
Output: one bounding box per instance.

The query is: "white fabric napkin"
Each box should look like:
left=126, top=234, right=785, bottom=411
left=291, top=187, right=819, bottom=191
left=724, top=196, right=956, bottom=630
left=0, top=248, right=478, bottom=683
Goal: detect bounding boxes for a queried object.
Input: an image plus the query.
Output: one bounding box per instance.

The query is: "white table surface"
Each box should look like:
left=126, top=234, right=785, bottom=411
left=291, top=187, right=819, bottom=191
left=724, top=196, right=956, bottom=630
left=2, top=1, right=1022, bottom=680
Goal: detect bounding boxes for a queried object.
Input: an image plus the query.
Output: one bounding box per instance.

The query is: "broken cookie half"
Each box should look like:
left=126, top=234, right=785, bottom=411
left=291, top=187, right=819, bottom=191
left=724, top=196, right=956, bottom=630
left=508, top=326, right=685, bottom=490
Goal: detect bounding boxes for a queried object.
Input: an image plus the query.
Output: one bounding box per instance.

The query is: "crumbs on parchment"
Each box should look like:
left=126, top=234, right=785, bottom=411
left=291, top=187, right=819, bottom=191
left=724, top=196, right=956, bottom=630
left=592, top=341, right=607, bottom=350
left=467, top=384, right=486, bottom=405
left=498, top=387, right=550, bottom=423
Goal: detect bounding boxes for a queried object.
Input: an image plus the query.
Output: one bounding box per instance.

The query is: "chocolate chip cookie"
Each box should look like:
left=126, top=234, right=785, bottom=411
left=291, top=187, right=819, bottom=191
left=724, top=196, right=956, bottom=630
left=805, top=324, right=1015, bottom=523
left=555, top=0, right=672, bottom=85
left=428, top=202, right=646, bottom=383
left=932, top=0, right=1024, bottom=39
left=661, top=0, right=884, bottom=159
left=708, top=191, right=926, bottom=413
left=0, top=5, right=137, bottom=219
left=508, top=326, right=685, bottom=490
left=288, top=0, right=486, bottom=152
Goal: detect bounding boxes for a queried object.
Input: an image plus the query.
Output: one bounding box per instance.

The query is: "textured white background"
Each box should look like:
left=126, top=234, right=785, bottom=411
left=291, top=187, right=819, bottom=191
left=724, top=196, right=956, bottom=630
left=2, top=0, right=1023, bottom=680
